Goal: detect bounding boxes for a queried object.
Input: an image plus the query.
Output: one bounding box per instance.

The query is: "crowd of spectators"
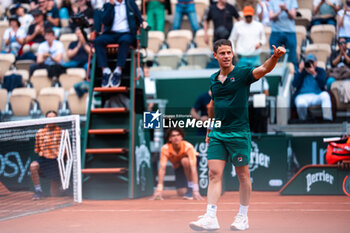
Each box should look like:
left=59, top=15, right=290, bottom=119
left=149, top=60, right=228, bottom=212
left=0, top=0, right=350, bottom=122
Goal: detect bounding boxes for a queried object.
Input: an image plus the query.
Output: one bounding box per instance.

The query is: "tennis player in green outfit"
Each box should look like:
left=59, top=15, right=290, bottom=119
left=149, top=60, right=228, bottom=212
left=189, top=39, right=286, bottom=231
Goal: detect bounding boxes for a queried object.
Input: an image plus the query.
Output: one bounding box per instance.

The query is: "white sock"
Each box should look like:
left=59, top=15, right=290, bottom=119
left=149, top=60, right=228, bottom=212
left=206, top=204, right=217, bottom=218
left=238, top=204, right=249, bottom=216
left=187, top=181, right=194, bottom=189
left=103, top=67, right=111, bottom=74
left=113, top=67, right=121, bottom=74
left=34, top=185, right=42, bottom=192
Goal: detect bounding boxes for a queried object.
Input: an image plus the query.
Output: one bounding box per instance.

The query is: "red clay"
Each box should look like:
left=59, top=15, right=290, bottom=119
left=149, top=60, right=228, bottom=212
left=0, top=191, right=349, bottom=233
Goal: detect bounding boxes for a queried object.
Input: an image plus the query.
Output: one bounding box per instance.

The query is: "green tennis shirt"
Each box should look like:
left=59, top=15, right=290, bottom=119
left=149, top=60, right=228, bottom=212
left=210, top=65, right=256, bottom=133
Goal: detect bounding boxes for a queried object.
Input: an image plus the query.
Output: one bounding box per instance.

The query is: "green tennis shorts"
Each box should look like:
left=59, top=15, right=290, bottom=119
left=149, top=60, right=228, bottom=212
left=207, top=130, right=251, bottom=167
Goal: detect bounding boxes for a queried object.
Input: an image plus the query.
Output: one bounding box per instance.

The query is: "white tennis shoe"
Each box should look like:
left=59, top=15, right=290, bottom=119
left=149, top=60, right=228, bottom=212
left=189, top=214, right=220, bottom=231
left=230, top=214, right=249, bottom=231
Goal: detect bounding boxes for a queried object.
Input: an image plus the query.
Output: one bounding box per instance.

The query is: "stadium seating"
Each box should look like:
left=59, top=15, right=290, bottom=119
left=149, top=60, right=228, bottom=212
left=66, top=68, right=86, bottom=79
left=310, top=24, right=336, bottom=45
left=32, top=69, right=48, bottom=77
left=148, top=31, right=165, bottom=53
left=59, top=73, right=84, bottom=91
left=295, top=9, right=312, bottom=28
left=22, top=43, right=40, bottom=55
left=297, top=0, right=313, bottom=10
left=0, top=88, right=7, bottom=112
left=30, top=74, right=52, bottom=94
left=304, top=43, right=331, bottom=64
left=4, top=69, right=30, bottom=85
left=0, top=53, right=15, bottom=78
left=296, top=25, right=307, bottom=57
left=186, top=48, right=211, bottom=68
left=67, top=88, right=88, bottom=115
left=194, top=29, right=213, bottom=50
left=37, top=87, right=65, bottom=114
left=167, top=30, right=193, bottom=52
left=330, top=80, right=350, bottom=111
left=195, top=0, right=210, bottom=22
left=60, top=33, right=78, bottom=62
left=10, top=88, right=36, bottom=116
left=156, top=48, right=183, bottom=69
left=15, top=60, right=35, bottom=72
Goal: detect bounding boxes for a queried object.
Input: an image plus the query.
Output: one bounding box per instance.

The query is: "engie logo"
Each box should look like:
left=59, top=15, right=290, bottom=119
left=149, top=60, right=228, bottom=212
left=306, top=170, right=334, bottom=192
left=143, top=110, right=162, bottom=129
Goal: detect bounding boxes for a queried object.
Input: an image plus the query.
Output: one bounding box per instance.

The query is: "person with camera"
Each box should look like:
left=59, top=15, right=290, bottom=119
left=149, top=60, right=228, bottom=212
left=94, top=0, right=147, bottom=88
left=203, top=0, right=240, bottom=45
left=292, top=54, right=333, bottom=122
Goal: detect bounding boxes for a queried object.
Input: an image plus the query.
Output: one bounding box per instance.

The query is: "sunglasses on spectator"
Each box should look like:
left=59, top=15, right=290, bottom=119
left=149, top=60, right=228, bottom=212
left=245, top=16, right=252, bottom=19
left=339, top=41, right=347, bottom=45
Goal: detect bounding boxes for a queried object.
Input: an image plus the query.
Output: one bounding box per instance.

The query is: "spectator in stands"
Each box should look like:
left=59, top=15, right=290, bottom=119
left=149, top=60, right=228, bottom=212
left=12, top=3, right=34, bottom=33
left=145, top=0, right=171, bottom=32
left=326, top=37, right=350, bottom=90
left=152, top=128, right=203, bottom=200
left=71, top=0, right=94, bottom=29
left=1, top=16, right=26, bottom=57
left=257, top=0, right=270, bottom=26
left=44, top=0, right=60, bottom=28
left=190, top=89, right=212, bottom=136
left=30, top=0, right=39, bottom=10
left=172, top=0, right=200, bottom=34
left=94, top=0, right=147, bottom=88
left=19, top=9, right=52, bottom=60
left=64, top=27, right=91, bottom=69
left=312, top=0, right=340, bottom=27
left=292, top=54, right=333, bottom=122
left=229, top=5, right=266, bottom=67
left=204, top=0, right=240, bottom=45
left=269, top=0, right=298, bottom=68
left=337, top=1, right=350, bottom=42
left=29, top=27, right=65, bottom=78
left=30, top=110, right=62, bottom=200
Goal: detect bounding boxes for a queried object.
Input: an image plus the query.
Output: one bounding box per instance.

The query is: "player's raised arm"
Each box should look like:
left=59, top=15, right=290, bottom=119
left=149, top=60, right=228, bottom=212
left=252, top=45, right=286, bottom=80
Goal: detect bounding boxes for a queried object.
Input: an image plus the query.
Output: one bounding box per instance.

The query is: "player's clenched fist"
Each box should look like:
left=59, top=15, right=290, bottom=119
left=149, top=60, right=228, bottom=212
left=272, top=45, right=286, bottom=58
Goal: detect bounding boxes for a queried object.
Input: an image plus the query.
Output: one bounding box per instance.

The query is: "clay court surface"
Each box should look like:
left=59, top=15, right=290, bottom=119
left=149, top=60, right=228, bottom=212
left=0, top=191, right=349, bottom=233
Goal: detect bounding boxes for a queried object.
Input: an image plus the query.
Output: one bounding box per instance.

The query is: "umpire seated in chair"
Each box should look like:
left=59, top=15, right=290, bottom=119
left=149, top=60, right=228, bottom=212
left=95, top=0, right=148, bottom=88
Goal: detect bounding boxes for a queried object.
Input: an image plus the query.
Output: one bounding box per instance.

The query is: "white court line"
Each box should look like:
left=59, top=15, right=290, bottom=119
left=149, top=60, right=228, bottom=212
left=172, top=202, right=350, bottom=205
left=59, top=209, right=350, bottom=212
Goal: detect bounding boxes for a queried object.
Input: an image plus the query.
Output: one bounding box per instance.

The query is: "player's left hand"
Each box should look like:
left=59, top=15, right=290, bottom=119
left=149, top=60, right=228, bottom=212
left=193, top=191, right=204, bottom=200
left=272, top=45, right=286, bottom=58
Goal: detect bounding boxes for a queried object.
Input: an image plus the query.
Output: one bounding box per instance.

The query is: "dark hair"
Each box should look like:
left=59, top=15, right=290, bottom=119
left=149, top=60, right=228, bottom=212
left=213, top=39, right=232, bottom=53
left=45, top=110, right=57, bottom=117
left=165, top=128, right=185, bottom=142
left=44, top=27, right=54, bottom=35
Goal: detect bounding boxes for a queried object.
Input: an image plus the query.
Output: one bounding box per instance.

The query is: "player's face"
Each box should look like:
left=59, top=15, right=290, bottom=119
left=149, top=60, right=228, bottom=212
left=169, top=131, right=183, bottom=145
left=214, top=45, right=233, bottom=68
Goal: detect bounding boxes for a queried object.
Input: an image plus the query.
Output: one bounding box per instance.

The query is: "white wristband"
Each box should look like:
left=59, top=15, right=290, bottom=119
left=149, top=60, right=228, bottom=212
left=193, top=184, right=199, bottom=192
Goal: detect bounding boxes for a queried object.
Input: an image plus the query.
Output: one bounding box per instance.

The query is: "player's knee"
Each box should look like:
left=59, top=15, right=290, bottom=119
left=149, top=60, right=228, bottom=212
left=209, top=169, right=222, bottom=182
left=30, top=161, right=39, bottom=171
left=237, top=173, right=251, bottom=185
